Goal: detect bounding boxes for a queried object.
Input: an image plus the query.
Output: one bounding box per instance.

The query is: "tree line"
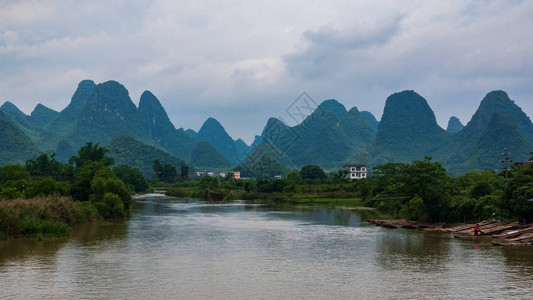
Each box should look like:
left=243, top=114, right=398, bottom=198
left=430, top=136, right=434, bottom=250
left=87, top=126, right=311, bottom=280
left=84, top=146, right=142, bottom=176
left=2, top=146, right=532, bottom=240
left=167, top=159, right=533, bottom=224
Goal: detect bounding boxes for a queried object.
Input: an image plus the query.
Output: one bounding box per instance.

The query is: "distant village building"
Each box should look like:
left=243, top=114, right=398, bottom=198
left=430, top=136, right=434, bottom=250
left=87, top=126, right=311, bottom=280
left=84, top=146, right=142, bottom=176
left=233, top=171, right=241, bottom=180
left=343, top=164, right=367, bottom=180
left=274, top=175, right=283, bottom=180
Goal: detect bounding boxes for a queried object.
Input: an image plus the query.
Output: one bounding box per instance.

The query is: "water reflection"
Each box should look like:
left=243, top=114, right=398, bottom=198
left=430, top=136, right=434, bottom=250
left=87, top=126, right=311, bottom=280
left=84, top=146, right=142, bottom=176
left=0, top=238, right=68, bottom=267
left=71, top=221, right=128, bottom=245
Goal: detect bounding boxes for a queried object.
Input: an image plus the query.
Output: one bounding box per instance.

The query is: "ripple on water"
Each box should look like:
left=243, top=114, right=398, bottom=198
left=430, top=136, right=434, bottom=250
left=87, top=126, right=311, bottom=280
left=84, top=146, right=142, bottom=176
left=1, top=197, right=532, bottom=299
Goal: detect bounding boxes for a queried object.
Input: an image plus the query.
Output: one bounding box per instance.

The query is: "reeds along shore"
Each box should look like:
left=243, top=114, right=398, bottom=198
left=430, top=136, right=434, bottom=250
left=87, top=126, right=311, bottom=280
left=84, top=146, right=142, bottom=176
left=368, top=219, right=533, bottom=246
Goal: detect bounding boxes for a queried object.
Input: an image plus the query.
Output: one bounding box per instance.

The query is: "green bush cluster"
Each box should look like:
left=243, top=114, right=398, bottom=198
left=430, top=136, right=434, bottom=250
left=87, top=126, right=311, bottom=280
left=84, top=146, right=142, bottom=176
left=0, top=196, right=95, bottom=238
left=0, top=142, right=148, bottom=239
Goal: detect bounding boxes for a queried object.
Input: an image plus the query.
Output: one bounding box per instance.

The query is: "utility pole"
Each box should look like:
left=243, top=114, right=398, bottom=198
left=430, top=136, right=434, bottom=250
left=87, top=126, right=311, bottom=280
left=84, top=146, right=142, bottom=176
left=501, top=148, right=512, bottom=185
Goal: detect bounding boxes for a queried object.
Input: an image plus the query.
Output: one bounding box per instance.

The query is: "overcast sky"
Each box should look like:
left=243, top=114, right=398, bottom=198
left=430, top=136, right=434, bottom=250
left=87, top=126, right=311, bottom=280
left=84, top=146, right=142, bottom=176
left=1, top=0, right=532, bottom=144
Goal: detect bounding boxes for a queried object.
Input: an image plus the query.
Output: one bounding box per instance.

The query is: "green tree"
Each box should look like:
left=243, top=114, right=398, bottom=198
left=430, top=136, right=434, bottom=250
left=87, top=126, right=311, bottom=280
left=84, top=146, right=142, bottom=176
left=401, top=157, right=452, bottom=222
left=70, top=162, right=107, bottom=202
left=25, top=178, right=68, bottom=198
left=299, top=165, right=327, bottom=180
left=503, top=167, right=533, bottom=223
left=331, top=169, right=349, bottom=184
left=153, top=159, right=163, bottom=179
left=155, top=163, right=177, bottom=183
left=91, top=168, right=131, bottom=212
left=181, top=165, right=189, bottom=181
left=91, top=193, right=126, bottom=219
left=69, top=142, right=114, bottom=168
left=113, top=164, right=148, bottom=193
left=0, top=164, right=30, bottom=183
left=25, top=152, right=64, bottom=179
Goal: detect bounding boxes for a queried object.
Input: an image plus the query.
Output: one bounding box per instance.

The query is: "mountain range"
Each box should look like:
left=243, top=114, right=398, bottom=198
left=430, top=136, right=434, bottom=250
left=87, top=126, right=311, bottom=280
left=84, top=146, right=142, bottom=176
left=1, top=79, right=532, bottom=176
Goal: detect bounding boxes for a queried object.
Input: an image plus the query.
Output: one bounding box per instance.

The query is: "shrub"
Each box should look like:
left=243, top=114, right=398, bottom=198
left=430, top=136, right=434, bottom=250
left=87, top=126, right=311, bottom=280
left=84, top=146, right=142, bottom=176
left=0, top=196, right=94, bottom=238
left=92, top=193, right=126, bottom=219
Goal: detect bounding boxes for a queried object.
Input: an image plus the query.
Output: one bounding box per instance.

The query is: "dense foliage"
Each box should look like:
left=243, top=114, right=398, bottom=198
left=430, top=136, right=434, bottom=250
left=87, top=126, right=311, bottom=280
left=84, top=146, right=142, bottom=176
left=0, top=142, right=149, bottom=239
left=165, top=159, right=532, bottom=224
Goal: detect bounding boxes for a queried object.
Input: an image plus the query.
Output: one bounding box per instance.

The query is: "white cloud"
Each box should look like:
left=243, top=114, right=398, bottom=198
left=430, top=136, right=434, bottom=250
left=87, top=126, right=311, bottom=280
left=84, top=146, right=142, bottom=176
left=0, top=0, right=532, bottom=142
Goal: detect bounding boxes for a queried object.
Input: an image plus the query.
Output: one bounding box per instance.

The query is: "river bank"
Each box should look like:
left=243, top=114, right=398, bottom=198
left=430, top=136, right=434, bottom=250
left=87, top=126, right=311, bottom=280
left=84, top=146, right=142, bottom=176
left=369, top=219, right=533, bottom=246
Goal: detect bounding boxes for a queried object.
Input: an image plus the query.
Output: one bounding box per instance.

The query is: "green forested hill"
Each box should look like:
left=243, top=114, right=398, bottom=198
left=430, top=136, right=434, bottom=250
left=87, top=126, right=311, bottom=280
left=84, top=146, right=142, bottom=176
left=3, top=79, right=533, bottom=176
left=236, top=143, right=294, bottom=178
left=446, top=116, right=464, bottom=133
left=30, top=104, right=59, bottom=127
left=369, top=90, right=452, bottom=166
left=261, top=99, right=376, bottom=169
left=234, top=138, right=249, bottom=160
left=341, top=107, right=375, bottom=142
left=190, top=141, right=233, bottom=169
left=361, top=111, right=379, bottom=133
left=458, top=91, right=533, bottom=144
left=54, top=140, right=76, bottom=163
left=0, top=110, right=38, bottom=166
left=38, top=80, right=96, bottom=151
left=69, top=81, right=150, bottom=148
left=460, top=113, right=533, bottom=172
left=0, top=101, right=41, bottom=141
left=197, top=117, right=239, bottom=164
left=138, top=90, right=197, bottom=160
left=107, top=135, right=185, bottom=177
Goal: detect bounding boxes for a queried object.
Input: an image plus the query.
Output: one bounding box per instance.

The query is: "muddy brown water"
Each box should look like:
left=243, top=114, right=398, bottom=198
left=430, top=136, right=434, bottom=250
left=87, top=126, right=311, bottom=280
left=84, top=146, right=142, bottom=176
left=1, top=194, right=532, bottom=299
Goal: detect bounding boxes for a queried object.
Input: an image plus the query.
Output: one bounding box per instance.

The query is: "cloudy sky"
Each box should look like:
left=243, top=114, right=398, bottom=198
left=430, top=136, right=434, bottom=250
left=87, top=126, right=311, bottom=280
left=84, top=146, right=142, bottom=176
left=1, top=0, right=532, bottom=144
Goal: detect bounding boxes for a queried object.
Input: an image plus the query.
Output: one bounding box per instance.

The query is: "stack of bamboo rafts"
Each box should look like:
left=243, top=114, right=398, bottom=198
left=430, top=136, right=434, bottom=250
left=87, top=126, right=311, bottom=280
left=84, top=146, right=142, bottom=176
left=368, top=219, right=532, bottom=246
left=367, top=219, right=444, bottom=230
left=491, top=226, right=533, bottom=246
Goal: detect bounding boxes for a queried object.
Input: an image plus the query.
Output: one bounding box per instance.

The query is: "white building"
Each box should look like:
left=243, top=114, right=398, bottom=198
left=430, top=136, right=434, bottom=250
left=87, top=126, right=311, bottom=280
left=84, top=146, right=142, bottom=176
left=343, top=164, right=368, bottom=180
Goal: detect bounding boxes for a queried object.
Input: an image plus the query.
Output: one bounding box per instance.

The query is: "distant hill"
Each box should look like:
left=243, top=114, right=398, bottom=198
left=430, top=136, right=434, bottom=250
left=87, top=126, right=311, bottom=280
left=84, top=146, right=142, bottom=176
left=38, top=80, right=96, bottom=151
left=234, top=138, right=249, bottom=161
left=0, top=101, right=41, bottom=141
left=190, top=141, right=233, bottom=169
left=197, top=117, right=239, bottom=164
left=361, top=111, right=379, bottom=133
left=185, top=129, right=198, bottom=138
left=2, top=79, right=533, bottom=176
left=460, top=113, right=533, bottom=171
left=30, top=104, right=59, bottom=127
left=261, top=99, right=376, bottom=169
left=341, top=107, right=375, bottom=143
left=54, top=140, right=76, bottom=163
left=446, top=116, right=464, bottom=133
left=0, top=110, right=38, bottom=166
left=370, top=90, right=451, bottom=166
left=138, top=90, right=196, bottom=160
left=107, top=135, right=185, bottom=177
left=236, top=143, right=295, bottom=178
left=459, top=91, right=533, bottom=145
left=69, top=80, right=150, bottom=148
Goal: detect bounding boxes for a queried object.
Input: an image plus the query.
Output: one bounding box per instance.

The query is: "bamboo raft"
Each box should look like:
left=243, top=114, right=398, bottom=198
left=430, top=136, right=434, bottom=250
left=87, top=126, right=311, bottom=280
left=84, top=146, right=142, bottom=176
left=369, top=219, right=532, bottom=246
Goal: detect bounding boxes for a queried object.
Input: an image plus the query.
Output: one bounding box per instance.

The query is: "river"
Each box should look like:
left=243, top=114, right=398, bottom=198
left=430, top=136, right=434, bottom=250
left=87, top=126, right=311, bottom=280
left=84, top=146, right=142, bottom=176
left=1, top=194, right=532, bottom=299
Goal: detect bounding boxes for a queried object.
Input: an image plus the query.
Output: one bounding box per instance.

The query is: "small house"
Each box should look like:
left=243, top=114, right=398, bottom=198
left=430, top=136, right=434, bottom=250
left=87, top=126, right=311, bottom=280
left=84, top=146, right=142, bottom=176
left=343, top=164, right=367, bottom=180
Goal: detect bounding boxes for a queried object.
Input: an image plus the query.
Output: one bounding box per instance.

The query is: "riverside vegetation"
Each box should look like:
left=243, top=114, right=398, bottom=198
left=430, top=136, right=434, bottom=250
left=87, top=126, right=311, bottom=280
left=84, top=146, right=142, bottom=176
left=2, top=146, right=532, bottom=240
left=166, top=158, right=533, bottom=224
left=0, top=143, right=146, bottom=239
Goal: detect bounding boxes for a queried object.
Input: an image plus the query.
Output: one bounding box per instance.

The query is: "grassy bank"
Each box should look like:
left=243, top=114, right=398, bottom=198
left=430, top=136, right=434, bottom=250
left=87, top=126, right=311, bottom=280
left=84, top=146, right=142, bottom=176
left=0, top=196, right=96, bottom=239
